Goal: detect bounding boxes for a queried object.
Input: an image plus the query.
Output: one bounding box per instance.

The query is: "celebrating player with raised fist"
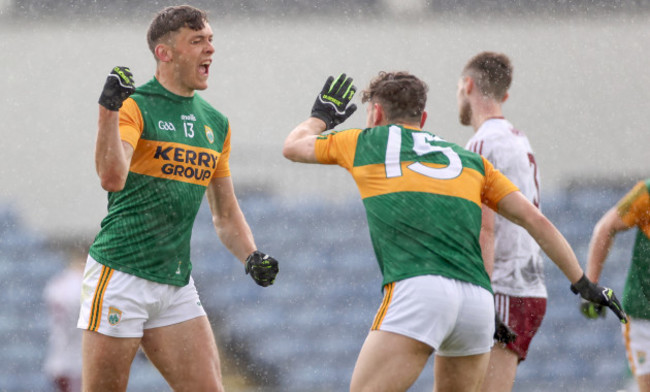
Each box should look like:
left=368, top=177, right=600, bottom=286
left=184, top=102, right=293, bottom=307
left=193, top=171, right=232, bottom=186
left=80, top=6, right=278, bottom=391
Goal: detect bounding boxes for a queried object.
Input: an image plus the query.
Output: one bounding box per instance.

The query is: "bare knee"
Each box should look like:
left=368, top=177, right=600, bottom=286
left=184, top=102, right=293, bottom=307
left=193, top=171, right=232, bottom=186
left=636, top=373, right=650, bottom=392
left=82, top=331, right=141, bottom=392
left=434, top=353, right=490, bottom=392
left=141, top=317, right=224, bottom=392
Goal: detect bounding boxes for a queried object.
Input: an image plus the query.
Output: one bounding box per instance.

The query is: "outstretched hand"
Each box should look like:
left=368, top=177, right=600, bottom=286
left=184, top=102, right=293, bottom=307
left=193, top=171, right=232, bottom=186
left=310, top=74, right=357, bottom=129
left=571, top=274, right=627, bottom=324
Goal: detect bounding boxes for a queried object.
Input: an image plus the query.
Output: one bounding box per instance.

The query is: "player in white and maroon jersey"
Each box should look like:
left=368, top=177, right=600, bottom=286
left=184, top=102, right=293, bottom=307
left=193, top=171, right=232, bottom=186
left=459, top=52, right=546, bottom=392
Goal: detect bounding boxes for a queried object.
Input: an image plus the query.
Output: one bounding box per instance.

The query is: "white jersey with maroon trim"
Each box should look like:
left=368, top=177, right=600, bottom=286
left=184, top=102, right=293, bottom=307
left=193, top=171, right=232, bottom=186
left=465, top=118, right=547, bottom=298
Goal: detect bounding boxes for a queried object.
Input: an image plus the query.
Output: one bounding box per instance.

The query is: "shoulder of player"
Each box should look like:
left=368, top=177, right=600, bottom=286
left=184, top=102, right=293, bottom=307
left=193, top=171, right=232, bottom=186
left=130, top=77, right=162, bottom=98
left=476, top=120, right=512, bottom=139
left=191, top=93, right=221, bottom=114
left=456, top=146, right=493, bottom=176
left=190, top=94, right=230, bottom=127
left=477, top=121, right=531, bottom=149
left=322, top=127, right=365, bottom=138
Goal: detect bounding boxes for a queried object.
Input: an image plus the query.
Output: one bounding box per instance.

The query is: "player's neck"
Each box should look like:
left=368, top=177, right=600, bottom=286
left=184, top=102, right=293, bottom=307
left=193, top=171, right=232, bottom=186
left=155, top=69, right=195, bottom=97
left=472, top=107, right=504, bottom=132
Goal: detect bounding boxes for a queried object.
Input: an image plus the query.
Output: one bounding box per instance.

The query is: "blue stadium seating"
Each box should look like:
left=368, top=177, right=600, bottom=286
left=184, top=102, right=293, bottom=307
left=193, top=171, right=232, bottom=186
left=0, top=184, right=638, bottom=391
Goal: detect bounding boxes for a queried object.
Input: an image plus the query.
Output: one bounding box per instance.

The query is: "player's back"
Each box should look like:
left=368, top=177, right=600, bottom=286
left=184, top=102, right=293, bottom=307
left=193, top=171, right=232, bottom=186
left=467, top=119, right=539, bottom=207
left=347, top=124, right=510, bottom=291
left=466, top=118, right=546, bottom=297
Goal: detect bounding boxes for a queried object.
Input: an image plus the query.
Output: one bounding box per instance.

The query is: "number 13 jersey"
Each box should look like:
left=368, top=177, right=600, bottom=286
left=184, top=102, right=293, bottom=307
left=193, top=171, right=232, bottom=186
left=89, top=77, right=231, bottom=287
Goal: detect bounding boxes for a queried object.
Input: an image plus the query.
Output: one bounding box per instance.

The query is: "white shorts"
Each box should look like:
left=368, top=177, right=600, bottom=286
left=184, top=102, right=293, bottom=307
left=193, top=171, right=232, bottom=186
left=371, top=275, right=495, bottom=357
left=623, top=317, right=650, bottom=376
left=77, top=256, right=206, bottom=338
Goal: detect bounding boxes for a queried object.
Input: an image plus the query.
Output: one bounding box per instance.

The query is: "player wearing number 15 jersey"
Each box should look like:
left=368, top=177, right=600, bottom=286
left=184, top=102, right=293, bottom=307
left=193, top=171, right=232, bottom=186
left=283, top=71, right=623, bottom=392
left=459, top=52, right=546, bottom=392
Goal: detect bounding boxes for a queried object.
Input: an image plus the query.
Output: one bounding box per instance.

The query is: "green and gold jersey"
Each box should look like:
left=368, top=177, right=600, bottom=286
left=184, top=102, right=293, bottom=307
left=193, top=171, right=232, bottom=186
left=617, top=179, right=650, bottom=319
left=314, top=124, right=518, bottom=292
left=89, top=77, right=231, bottom=286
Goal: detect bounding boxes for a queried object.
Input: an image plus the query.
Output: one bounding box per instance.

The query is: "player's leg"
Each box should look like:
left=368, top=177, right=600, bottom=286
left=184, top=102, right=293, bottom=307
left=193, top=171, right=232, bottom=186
left=480, top=344, right=518, bottom=392
left=481, top=294, right=546, bottom=392
left=53, top=375, right=81, bottom=392
left=433, top=352, right=490, bottom=392
left=352, top=275, right=484, bottom=391
left=637, top=374, right=650, bottom=392
left=434, top=278, right=495, bottom=392
left=624, top=317, right=650, bottom=392
left=81, top=330, right=141, bottom=391
left=140, top=315, right=224, bottom=392
left=350, top=330, right=433, bottom=392
left=77, top=257, right=146, bottom=391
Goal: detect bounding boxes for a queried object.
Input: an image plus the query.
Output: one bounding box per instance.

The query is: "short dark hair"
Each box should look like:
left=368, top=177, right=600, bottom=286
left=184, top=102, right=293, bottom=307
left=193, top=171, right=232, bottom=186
left=361, top=71, right=428, bottom=124
left=146, top=5, right=208, bottom=54
left=462, top=52, right=512, bottom=100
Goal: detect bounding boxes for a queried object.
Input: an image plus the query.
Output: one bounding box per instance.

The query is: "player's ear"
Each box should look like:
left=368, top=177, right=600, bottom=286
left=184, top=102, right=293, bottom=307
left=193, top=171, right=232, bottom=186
left=502, top=91, right=509, bottom=103
left=420, top=111, right=428, bottom=128
left=373, top=102, right=385, bottom=126
left=155, top=44, right=172, bottom=62
left=464, top=76, right=474, bottom=95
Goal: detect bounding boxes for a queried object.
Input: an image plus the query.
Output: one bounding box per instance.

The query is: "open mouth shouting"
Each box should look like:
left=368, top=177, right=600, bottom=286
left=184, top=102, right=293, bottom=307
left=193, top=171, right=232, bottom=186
left=199, top=60, right=211, bottom=78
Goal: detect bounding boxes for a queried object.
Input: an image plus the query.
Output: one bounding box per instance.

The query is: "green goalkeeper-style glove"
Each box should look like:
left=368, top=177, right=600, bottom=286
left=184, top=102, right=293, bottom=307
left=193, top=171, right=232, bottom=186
left=98, top=66, right=136, bottom=111
left=245, top=251, right=279, bottom=287
left=580, top=299, right=606, bottom=319
left=311, top=73, right=358, bottom=129
left=570, top=274, right=628, bottom=324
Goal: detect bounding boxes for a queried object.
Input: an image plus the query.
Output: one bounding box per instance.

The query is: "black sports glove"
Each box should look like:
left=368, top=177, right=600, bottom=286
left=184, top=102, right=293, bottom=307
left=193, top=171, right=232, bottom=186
left=570, top=274, right=627, bottom=324
left=311, top=74, right=358, bottom=129
left=494, top=313, right=517, bottom=344
left=579, top=298, right=606, bottom=319
left=98, top=66, right=135, bottom=111
left=245, top=251, right=279, bottom=287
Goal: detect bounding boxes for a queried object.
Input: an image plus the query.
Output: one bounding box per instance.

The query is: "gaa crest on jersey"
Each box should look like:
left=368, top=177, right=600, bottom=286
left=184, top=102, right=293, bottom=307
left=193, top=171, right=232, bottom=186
left=108, top=306, right=123, bottom=326
left=205, top=125, right=214, bottom=144
left=639, top=350, right=647, bottom=365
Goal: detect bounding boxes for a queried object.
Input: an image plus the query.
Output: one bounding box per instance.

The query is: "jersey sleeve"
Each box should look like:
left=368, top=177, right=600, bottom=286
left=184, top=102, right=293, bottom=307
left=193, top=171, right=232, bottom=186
left=617, top=181, right=650, bottom=229
left=118, top=97, right=144, bottom=149
left=213, top=122, right=232, bottom=178
left=314, top=128, right=363, bottom=170
left=480, top=156, right=519, bottom=210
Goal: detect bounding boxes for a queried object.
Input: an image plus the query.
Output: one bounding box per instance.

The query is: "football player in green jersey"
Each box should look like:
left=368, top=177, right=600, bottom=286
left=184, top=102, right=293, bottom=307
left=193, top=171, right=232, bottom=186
left=583, top=180, right=650, bottom=392
left=81, top=6, right=278, bottom=391
left=283, top=71, right=626, bottom=392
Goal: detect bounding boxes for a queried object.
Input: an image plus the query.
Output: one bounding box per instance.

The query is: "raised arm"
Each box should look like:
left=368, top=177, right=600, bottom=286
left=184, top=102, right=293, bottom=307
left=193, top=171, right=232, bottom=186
left=585, top=207, right=630, bottom=283
left=283, top=74, right=357, bottom=163
left=95, top=66, right=136, bottom=192
left=282, top=118, right=325, bottom=163
left=95, top=108, right=134, bottom=192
